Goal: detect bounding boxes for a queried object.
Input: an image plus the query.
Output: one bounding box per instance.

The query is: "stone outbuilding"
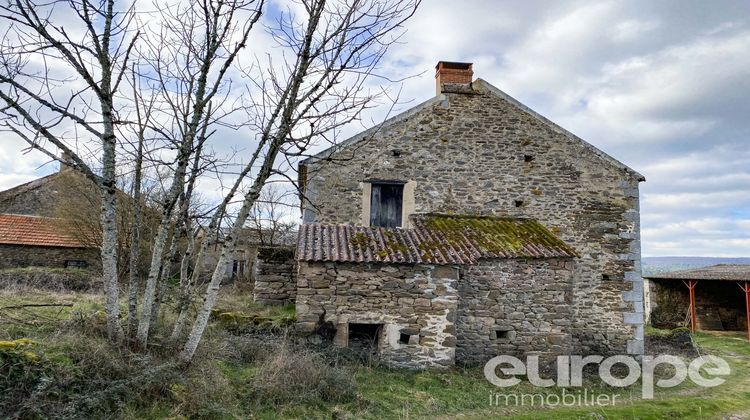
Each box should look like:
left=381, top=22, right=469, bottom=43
left=296, top=214, right=577, bottom=367
left=0, top=213, right=100, bottom=270
left=296, top=61, right=646, bottom=368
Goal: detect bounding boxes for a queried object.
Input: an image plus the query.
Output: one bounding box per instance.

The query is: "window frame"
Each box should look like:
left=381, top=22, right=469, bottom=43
left=368, top=180, right=405, bottom=228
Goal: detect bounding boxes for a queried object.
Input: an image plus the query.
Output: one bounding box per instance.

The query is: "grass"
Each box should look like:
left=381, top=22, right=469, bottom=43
left=2, top=287, right=750, bottom=419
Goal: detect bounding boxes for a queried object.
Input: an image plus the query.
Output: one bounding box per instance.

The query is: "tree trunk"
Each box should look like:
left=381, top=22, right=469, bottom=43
left=136, top=215, right=173, bottom=347
left=127, top=130, right=144, bottom=337
left=180, top=137, right=285, bottom=363
left=150, top=227, right=179, bottom=327
left=100, top=186, right=123, bottom=342
left=169, top=227, right=195, bottom=342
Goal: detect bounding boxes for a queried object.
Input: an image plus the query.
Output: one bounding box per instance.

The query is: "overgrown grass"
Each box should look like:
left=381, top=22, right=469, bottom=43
left=3, top=288, right=750, bottom=419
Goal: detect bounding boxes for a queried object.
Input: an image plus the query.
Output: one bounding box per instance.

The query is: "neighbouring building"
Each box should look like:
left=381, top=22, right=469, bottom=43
left=0, top=213, right=101, bottom=271
left=0, top=164, right=103, bottom=270
left=294, top=61, right=646, bottom=368
left=195, top=227, right=297, bottom=303
left=645, top=265, right=750, bottom=340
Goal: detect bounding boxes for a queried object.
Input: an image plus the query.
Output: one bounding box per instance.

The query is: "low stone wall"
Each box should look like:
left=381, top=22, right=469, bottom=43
left=0, top=244, right=101, bottom=272
left=457, top=258, right=575, bottom=365
left=296, top=261, right=460, bottom=368
left=253, top=246, right=297, bottom=305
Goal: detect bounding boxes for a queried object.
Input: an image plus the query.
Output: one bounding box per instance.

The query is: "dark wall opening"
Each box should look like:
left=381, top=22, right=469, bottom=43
left=348, top=323, right=383, bottom=352
left=650, top=279, right=747, bottom=331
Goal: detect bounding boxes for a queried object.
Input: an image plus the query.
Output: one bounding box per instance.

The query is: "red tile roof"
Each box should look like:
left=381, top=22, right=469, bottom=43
left=0, top=213, right=90, bottom=248
left=297, top=214, right=577, bottom=265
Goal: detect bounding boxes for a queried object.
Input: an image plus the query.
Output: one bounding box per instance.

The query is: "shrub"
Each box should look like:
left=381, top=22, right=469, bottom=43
left=249, top=339, right=356, bottom=406
left=0, top=339, right=50, bottom=416
left=0, top=267, right=101, bottom=293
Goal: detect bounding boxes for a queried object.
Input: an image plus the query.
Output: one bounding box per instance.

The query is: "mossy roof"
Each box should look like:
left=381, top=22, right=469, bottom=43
left=297, top=214, right=577, bottom=265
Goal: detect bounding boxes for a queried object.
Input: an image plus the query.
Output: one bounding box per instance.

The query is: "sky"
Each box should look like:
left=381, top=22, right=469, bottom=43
left=1, top=0, right=749, bottom=257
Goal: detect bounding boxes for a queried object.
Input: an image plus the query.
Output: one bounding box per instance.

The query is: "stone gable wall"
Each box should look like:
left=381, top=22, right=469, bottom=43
left=302, top=83, right=644, bottom=356
left=457, top=258, right=575, bottom=365
left=296, top=261, right=459, bottom=368
left=0, top=244, right=102, bottom=272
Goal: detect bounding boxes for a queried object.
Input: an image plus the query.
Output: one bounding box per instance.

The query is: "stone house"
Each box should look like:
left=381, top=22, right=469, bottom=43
left=195, top=227, right=297, bottom=303
left=0, top=167, right=103, bottom=270
left=295, top=61, right=646, bottom=368
left=0, top=158, right=163, bottom=274
left=0, top=213, right=101, bottom=270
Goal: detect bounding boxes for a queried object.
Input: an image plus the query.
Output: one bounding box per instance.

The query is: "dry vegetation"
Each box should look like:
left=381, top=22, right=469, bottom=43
left=2, top=281, right=750, bottom=419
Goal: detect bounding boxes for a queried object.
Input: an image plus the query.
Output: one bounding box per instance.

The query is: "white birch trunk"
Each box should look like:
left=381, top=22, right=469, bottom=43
left=136, top=216, right=173, bottom=347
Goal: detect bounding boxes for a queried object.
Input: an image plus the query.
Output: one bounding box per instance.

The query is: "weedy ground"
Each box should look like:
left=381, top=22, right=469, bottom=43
left=1, top=285, right=749, bottom=419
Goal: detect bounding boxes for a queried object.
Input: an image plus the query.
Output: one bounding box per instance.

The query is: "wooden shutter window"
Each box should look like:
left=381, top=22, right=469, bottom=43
left=370, top=183, right=404, bottom=228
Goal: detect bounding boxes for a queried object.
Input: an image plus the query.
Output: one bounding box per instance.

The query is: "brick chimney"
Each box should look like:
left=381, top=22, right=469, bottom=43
left=435, top=61, right=473, bottom=95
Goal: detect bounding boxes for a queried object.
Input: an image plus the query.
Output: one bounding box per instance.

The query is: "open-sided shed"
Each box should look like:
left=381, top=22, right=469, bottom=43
left=645, top=264, right=750, bottom=341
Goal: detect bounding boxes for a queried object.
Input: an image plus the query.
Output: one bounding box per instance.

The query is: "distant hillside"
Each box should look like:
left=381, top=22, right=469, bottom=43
left=642, top=256, right=750, bottom=276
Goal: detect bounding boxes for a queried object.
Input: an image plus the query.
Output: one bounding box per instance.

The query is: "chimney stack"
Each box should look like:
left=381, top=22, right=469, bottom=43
left=435, top=61, right=473, bottom=95
left=59, top=151, right=73, bottom=173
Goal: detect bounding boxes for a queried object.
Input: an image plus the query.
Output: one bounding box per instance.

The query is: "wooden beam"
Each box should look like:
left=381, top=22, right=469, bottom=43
left=683, top=280, right=698, bottom=333
left=738, top=282, right=750, bottom=342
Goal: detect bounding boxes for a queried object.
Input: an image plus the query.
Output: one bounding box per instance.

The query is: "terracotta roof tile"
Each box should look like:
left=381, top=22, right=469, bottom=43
left=0, top=213, right=90, bottom=248
left=297, top=214, right=577, bottom=265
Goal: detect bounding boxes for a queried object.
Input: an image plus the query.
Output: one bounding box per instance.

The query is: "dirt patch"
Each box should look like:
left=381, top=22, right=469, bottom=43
left=645, top=328, right=699, bottom=358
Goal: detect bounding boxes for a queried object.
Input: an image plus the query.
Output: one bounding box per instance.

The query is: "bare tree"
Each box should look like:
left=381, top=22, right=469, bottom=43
left=132, top=0, right=263, bottom=348
left=0, top=0, right=138, bottom=342
left=179, top=0, right=420, bottom=363
left=125, top=65, right=154, bottom=337
left=248, top=183, right=297, bottom=246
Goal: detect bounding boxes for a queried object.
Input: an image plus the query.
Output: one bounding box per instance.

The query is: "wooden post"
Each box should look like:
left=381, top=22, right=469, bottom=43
left=738, top=282, right=750, bottom=342
left=683, top=280, right=698, bottom=333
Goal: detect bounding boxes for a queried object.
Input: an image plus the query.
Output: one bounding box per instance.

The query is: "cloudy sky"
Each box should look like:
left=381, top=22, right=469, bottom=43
left=1, top=0, right=749, bottom=257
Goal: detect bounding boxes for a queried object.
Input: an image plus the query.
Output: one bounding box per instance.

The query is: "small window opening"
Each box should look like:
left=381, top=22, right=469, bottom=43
left=514, top=199, right=524, bottom=207
left=348, top=323, right=383, bottom=352
left=232, top=260, right=246, bottom=278
left=65, top=260, right=88, bottom=269
left=523, top=155, right=535, bottom=162
left=391, top=149, right=401, bottom=157
left=495, top=329, right=511, bottom=340
left=602, top=274, right=611, bottom=281
left=399, top=333, right=410, bottom=344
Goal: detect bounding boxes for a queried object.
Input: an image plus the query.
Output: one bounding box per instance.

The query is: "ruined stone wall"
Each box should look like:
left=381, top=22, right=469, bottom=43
left=296, top=261, right=459, bottom=368
left=302, top=80, right=644, bottom=356
left=253, top=247, right=296, bottom=305
left=0, top=244, right=102, bottom=272
left=196, top=243, right=254, bottom=283
left=457, top=258, right=575, bottom=365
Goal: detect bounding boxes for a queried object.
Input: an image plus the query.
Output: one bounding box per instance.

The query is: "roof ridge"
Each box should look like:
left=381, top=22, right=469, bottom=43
left=299, top=95, right=446, bottom=165
left=0, top=213, right=67, bottom=220
left=0, top=172, right=61, bottom=200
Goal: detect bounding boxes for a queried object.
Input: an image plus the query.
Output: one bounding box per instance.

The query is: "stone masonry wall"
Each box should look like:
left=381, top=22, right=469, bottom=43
left=0, top=244, right=102, bottom=272
left=296, top=261, right=459, bottom=368
left=253, top=247, right=297, bottom=305
left=457, top=258, right=575, bottom=365
left=301, top=80, right=644, bottom=357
